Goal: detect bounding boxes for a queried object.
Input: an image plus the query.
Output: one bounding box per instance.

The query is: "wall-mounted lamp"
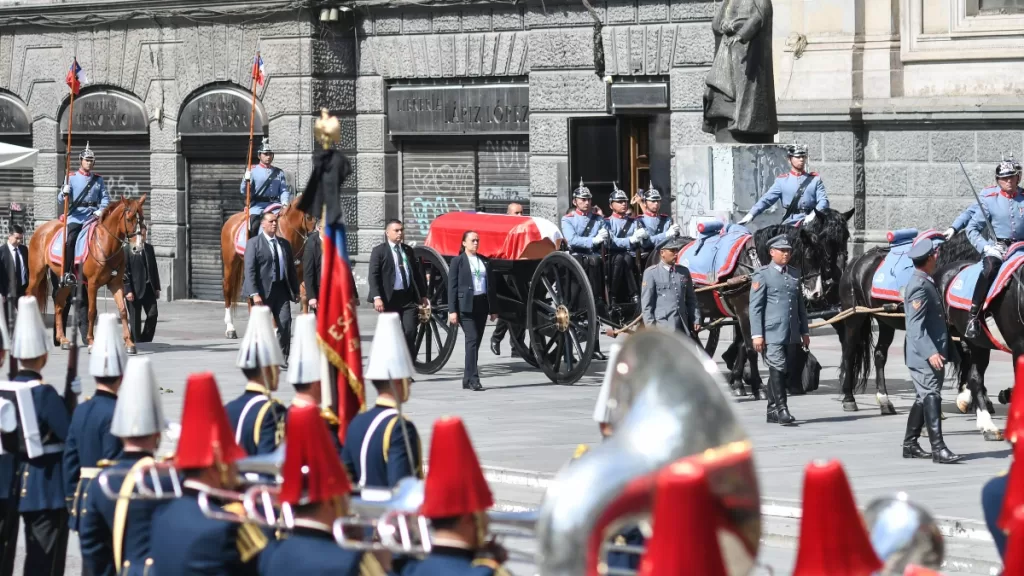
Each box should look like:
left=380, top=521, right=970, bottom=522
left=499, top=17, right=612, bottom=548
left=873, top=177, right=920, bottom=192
left=319, top=8, right=330, bottom=21
left=329, top=8, right=339, bottom=21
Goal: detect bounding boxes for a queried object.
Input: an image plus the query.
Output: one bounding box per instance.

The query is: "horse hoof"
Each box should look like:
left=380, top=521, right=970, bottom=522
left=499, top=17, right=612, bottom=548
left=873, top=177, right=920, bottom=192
left=60, top=342, right=70, bottom=351
left=730, top=387, right=746, bottom=398
left=226, top=330, right=238, bottom=339
left=127, top=346, right=137, bottom=355
left=1000, top=388, right=1013, bottom=405
left=843, top=400, right=859, bottom=412
left=880, top=403, right=897, bottom=416
left=984, top=429, right=1005, bottom=442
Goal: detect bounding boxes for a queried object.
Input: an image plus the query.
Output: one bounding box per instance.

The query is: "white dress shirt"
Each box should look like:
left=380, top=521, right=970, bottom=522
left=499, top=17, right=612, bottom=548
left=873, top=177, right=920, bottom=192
left=467, top=254, right=487, bottom=295
left=7, top=243, right=24, bottom=285
left=389, top=240, right=409, bottom=291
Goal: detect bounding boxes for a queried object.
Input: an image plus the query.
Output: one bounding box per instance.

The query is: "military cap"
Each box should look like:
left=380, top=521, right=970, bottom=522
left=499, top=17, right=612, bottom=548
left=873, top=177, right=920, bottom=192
left=997, top=155, right=1021, bottom=178
left=79, top=141, right=95, bottom=160
left=907, top=237, right=937, bottom=262
left=786, top=144, right=809, bottom=158
left=609, top=184, right=628, bottom=203
left=643, top=188, right=662, bottom=202
left=573, top=178, right=592, bottom=200
left=660, top=237, right=686, bottom=252
left=768, top=234, right=793, bottom=251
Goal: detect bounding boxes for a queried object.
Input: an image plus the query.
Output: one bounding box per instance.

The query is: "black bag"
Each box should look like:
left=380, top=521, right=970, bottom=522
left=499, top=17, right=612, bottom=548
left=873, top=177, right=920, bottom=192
left=800, top=350, right=821, bottom=393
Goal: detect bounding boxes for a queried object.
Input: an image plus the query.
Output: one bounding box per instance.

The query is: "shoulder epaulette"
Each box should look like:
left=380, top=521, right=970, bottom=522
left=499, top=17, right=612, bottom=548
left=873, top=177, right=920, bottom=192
left=235, top=521, right=269, bottom=563
left=96, top=459, right=117, bottom=468
left=471, top=558, right=503, bottom=570
left=809, top=171, right=819, bottom=176
left=84, top=395, right=93, bottom=401
left=359, top=553, right=388, bottom=576
left=573, top=444, right=590, bottom=460
left=644, top=264, right=658, bottom=271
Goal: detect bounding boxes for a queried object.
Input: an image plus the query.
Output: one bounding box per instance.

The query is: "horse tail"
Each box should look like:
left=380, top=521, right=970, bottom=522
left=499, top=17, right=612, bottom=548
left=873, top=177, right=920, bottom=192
left=839, top=317, right=874, bottom=395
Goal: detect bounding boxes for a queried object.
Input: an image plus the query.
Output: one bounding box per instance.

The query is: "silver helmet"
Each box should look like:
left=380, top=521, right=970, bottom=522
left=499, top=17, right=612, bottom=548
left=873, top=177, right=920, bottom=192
left=787, top=143, right=809, bottom=158
left=997, top=154, right=1021, bottom=178
left=258, top=138, right=273, bottom=155
left=643, top=187, right=662, bottom=202
left=573, top=178, right=592, bottom=200
left=864, top=493, right=944, bottom=575
left=609, top=182, right=628, bottom=203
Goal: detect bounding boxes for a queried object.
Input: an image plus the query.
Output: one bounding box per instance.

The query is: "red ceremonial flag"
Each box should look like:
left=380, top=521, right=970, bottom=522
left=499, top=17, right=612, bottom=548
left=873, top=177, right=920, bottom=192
left=317, top=222, right=365, bottom=444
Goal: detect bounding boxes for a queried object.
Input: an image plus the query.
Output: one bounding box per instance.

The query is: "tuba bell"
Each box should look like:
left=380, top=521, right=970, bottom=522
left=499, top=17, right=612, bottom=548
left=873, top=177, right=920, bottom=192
left=535, top=330, right=761, bottom=576
left=864, top=493, right=944, bottom=575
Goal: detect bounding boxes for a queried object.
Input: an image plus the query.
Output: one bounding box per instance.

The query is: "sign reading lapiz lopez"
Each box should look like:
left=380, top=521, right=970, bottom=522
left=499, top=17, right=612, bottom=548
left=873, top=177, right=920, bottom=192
left=388, top=85, right=528, bottom=135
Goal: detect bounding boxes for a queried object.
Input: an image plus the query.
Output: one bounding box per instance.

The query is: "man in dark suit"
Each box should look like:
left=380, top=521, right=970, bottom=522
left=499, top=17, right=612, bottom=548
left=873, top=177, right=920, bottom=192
left=123, top=224, right=161, bottom=343
left=243, top=211, right=300, bottom=357
left=0, top=225, right=27, bottom=331
left=302, top=223, right=322, bottom=314
left=367, top=219, right=428, bottom=353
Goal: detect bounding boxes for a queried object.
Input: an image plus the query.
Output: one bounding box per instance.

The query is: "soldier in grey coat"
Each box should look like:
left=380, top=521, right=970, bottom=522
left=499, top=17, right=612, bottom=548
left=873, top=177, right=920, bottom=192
left=640, top=239, right=700, bottom=336
left=750, top=234, right=809, bottom=425
left=903, top=238, right=962, bottom=464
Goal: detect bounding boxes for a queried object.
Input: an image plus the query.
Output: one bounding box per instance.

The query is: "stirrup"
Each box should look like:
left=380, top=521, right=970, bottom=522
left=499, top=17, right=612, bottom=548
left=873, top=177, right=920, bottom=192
left=61, top=272, right=77, bottom=287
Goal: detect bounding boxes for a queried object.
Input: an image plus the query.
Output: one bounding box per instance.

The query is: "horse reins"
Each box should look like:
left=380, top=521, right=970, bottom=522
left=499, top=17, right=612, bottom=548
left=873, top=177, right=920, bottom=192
left=87, top=204, right=141, bottom=267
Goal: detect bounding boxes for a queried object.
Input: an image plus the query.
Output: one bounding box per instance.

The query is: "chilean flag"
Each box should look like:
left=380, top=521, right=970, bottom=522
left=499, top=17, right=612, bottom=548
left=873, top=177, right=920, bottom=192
left=251, top=54, right=266, bottom=87
left=317, top=222, right=365, bottom=444
left=65, top=59, right=86, bottom=95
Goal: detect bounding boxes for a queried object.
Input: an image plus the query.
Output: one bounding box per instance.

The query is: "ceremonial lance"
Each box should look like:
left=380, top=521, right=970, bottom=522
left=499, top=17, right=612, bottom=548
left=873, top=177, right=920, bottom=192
left=243, top=51, right=265, bottom=243
left=61, top=58, right=85, bottom=286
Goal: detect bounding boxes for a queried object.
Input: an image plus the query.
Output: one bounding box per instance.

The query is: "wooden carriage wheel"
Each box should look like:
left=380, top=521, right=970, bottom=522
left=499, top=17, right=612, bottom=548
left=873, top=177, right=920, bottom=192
left=411, top=246, right=458, bottom=374
left=526, top=252, right=597, bottom=385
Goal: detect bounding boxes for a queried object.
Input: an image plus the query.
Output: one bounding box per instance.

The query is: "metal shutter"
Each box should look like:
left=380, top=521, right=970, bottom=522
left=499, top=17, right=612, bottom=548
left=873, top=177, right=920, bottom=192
left=62, top=136, right=152, bottom=228
left=477, top=139, right=530, bottom=215
left=182, top=136, right=252, bottom=301
left=401, top=144, right=477, bottom=245
left=0, top=135, right=34, bottom=239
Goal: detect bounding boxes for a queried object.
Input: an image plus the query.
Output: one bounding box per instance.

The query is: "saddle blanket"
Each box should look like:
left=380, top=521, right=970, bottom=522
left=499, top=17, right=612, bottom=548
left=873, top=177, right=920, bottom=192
left=678, top=222, right=751, bottom=285
left=47, top=219, right=98, bottom=266
left=947, top=241, right=1024, bottom=311
left=234, top=203, right=283, bottom=255
left=870, top=229, right=944, bottom=302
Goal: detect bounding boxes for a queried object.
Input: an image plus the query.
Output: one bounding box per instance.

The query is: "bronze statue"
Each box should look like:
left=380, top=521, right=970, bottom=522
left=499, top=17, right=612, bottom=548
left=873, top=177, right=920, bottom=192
left=703, top=0, right=778, bottom=144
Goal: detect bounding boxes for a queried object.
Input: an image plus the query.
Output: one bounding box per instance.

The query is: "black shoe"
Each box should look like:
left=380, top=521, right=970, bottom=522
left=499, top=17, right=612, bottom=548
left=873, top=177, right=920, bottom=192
left=964, top=305, right=982, bottom=339
left=923, top=395, right=963, bottom=464
left=766, top=409, right=779, bottom=424
left=902, top=402, right=931, bottom=458
left=593, top=350, right=607, bottom=361
left=1000, top=388, right=1013, bottom=405
left=776, top=406, right=796, bottom=425
left=463, top=381, right=484, bottom=391
left=767, top=368, right=794, bottom=425
left=490, top=339, right=501, bottom=356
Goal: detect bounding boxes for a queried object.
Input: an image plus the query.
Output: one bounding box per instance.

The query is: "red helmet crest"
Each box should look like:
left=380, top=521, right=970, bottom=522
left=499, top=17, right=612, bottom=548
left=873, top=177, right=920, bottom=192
left=174, top=373, right=246, bottom=470
left=420, top=417, right=493, bottom=518
left=280, top=404, right=351, bottom=505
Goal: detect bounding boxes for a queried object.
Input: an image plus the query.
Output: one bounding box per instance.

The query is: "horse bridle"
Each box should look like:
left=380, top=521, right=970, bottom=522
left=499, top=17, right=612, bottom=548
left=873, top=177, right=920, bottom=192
left=88, top=203, right=142, bottom=266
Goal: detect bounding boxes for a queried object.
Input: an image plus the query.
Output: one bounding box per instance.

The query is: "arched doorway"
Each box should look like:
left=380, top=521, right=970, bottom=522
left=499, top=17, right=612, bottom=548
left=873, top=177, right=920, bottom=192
left=0, top=93, right=34, bottom=237
left=178, top=84, right=267, bottom=301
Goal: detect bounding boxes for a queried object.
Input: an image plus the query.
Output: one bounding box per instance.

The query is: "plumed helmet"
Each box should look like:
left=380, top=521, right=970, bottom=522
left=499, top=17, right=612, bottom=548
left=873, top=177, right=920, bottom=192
left=787, top=144, right=809, bottom=158
left=997, top=154, right=1021, bottom=178
left=79, top=142, right=95, bottom=160
left=573, top=178, right=592, bottom=200
left=258, top=138, right=273, bottom=155
left=643, top=187, right=662, bottom=202
left=609, top=183, right=628, bottom=203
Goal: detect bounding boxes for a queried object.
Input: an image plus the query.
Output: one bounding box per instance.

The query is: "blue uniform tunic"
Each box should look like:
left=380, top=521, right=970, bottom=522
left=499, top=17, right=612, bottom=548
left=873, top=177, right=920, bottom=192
left=951, top=202, right=981, bottom=232
left=59, top=170, right=110, bottom=225
left=241, top=164, right=291, bottom=216
left=341, top=399, right=422, bottom=489
left=639, top=212, right=672, bottom=250
left=606, top=214, right=639, bottom=254
left=561, top=211, right=608, bottom=255
left=748, top=171, right=829, bottom=224
left=149, top=484, right=266, bottom=576
left=63, top=390, right=121, bottom=531
left=967, top=185, right=1024, bottom=252
left=258, top=523, right=383, bottom=576
left=15, top=370, right=71, bottom=513
left=224, top=384, right=285, bottom=457
left=402, top=546, right=504, bottom=576
left=78, top=451, right=165, bottom=576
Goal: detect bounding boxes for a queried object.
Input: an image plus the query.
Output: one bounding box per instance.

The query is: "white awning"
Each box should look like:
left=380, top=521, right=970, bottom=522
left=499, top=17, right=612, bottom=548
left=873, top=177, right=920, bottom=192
left=0, top=142, right=38, bottom=170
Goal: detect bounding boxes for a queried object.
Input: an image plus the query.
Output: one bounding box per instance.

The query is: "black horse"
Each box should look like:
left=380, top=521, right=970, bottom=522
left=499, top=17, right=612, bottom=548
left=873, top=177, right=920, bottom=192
left=835, top=232, right=1005, bottom=440
left=714, top=209, right=854, bottom=392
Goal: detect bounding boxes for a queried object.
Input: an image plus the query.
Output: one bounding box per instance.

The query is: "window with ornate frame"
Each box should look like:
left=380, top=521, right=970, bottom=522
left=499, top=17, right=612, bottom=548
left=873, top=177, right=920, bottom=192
left=902, top=0, right=1024, bottom=61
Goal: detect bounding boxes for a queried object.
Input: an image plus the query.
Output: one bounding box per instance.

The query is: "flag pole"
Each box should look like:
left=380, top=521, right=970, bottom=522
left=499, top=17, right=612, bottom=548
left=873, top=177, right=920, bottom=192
left=60, top=68, right=77, bottom=284
left=243, top=51, right=260, bottom=243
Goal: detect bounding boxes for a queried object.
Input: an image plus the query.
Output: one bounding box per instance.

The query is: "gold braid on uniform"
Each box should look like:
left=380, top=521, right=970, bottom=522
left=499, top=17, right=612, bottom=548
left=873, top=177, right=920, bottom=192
left=472, top=558, right=512, bottom=576
left=358, top=553, right=387, bottom=576
left=223, top=502, right=269, bottom=562
left=320, top=408, right=340, bottom=426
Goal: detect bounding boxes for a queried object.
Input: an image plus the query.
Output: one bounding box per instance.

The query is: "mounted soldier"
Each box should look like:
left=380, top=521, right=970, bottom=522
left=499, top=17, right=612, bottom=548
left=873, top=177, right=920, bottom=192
left=637, top=187, right=679, bottom=251
left=242, top=138, right=291, bottom=239
left=58, top=143, right=110, bottom=282
left=964, top=157, right=1024, bottom=339
left=738, top=144, right=829, bottom=227
left=606, top=184, right=648, bottom=305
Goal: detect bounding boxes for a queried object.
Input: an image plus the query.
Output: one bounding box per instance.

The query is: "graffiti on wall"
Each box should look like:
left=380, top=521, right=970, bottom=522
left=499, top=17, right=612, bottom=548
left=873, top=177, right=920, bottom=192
left=404, top=159, right=474, bottom=241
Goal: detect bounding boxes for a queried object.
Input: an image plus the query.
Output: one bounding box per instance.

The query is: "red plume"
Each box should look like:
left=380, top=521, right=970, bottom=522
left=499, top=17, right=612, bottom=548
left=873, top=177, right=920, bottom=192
left=1005, top=356, right=1024, bottom=444
left=279, top=404, right=351, bottom=505
left=999, top=441, right=1024, bottom=531
left=174, top=373, right=246, bottom=470
left=420, top=417, right=493, bottom=518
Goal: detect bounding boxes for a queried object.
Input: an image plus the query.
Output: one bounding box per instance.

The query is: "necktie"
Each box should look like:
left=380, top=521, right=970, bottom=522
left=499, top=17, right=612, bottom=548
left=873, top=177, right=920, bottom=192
left=394, top=244, right=409, bottom=290
left=270, top=238, right=281, bottom=282
left=13, top=248, right=21, bottom=286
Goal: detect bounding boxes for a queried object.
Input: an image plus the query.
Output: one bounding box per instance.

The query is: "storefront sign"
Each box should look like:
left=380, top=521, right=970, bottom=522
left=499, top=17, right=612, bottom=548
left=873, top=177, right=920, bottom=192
left=0, top=95, right=30, bottom=135
left=178, top=88, right=267, bottom=136
left=59, top=90, right=148, bottom=134
left=388, top=85, right=529, bottom=135
left=610, top=83, right=669, bottom=111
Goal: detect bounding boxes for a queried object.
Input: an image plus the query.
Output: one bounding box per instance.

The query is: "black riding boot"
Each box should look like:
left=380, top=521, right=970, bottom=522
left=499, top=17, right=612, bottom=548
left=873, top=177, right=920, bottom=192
left=902, top=402, right=931, bottom=459
left=765, top=370, right=778, bottom=424
left=772, top=368, right=796, bottom=425
left=923, top=395, right=962, bottom=464
left=966, top=257, right=999, bottom=339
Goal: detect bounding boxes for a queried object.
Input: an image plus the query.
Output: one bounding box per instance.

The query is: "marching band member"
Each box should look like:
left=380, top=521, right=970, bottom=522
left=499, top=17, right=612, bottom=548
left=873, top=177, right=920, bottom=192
left=0, top=301, right=15, bottom=576
left=404, top=416, right=508, bottom=576
left=738, top=144, right=829, bottom=226
left=78, top=357, right=167, bottom=575
left=257, top=404, right=387, bottom=576
left=342, top=312, right=423, bottom=489
left=241, top=138, right=291, bottom=239
left=64, top=313, right=126, bottom=534
left=149, top=372, right=268, bottom=575
left=12, top=296, right=72, bottom=576
left=286, top=314, right=342, bottom=457
left=964, top=157, right=1024, bottom=338
left=225, top=306, right=286, bottom=456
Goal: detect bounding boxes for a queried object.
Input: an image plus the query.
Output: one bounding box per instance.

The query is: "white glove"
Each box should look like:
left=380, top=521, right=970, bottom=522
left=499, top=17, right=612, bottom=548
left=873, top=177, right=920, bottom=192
left=665, top=225, right=680, bottom=239
left=244, top=170, right=252, bottom=181
left=630, top=227, right=646, bottom=245
left=984, top=244, right=1005, bottom=259
left=738, top=214, right=753, bottom=225
left=60, top=185, right=71, bottom=198
left=635, top=227, right=649, bottom=241
left=593, top=228, right=609, bottom=245
left=592, top=234, right=605, bottom=246
left=93, top=210, right=103, bottom=219
left=944, top=228, right=956, bottom=240
left=803, top=211, right=817, bottom=224
left=70, top=377, right=82, bottom=396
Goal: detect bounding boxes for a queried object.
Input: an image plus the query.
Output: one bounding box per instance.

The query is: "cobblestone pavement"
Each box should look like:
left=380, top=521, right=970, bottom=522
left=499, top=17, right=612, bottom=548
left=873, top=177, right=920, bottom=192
left=16, top=299, right=1011, bottom=575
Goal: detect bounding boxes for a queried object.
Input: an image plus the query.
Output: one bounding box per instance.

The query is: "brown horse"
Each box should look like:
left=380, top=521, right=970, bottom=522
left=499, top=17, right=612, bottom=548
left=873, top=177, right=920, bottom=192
left=221, top=197, right=317, bottom=338
left=27, top=196, right=146, bottom=353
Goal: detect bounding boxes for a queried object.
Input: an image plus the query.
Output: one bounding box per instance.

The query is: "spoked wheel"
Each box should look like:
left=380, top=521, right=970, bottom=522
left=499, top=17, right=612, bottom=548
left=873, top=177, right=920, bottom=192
left=507, top=324, right=539, bottom=369
left=411, top=246, right=457, bottom=374
left=526, top=252, right=597, bottom=385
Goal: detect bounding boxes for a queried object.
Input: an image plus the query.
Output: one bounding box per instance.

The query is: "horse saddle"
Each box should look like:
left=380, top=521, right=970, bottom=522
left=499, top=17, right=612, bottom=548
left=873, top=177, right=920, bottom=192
left=947, top=241, right=1024, bottom=312
left=47, top=218, right=98, bottom=266
left=677, top=221, right=751, bottom=285
left=869, top=229, right=945, bottom=302
left=234, top=204, right=283, bottom=255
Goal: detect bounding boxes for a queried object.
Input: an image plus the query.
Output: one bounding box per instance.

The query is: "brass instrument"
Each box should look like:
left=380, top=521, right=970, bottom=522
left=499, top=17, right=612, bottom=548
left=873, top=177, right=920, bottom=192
left=864, top=493, right=944, bottom=575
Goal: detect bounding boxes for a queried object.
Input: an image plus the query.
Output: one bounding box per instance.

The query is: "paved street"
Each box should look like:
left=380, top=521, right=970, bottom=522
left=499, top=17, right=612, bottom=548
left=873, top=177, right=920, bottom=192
left=15, top=298, right=1013, bottom=575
